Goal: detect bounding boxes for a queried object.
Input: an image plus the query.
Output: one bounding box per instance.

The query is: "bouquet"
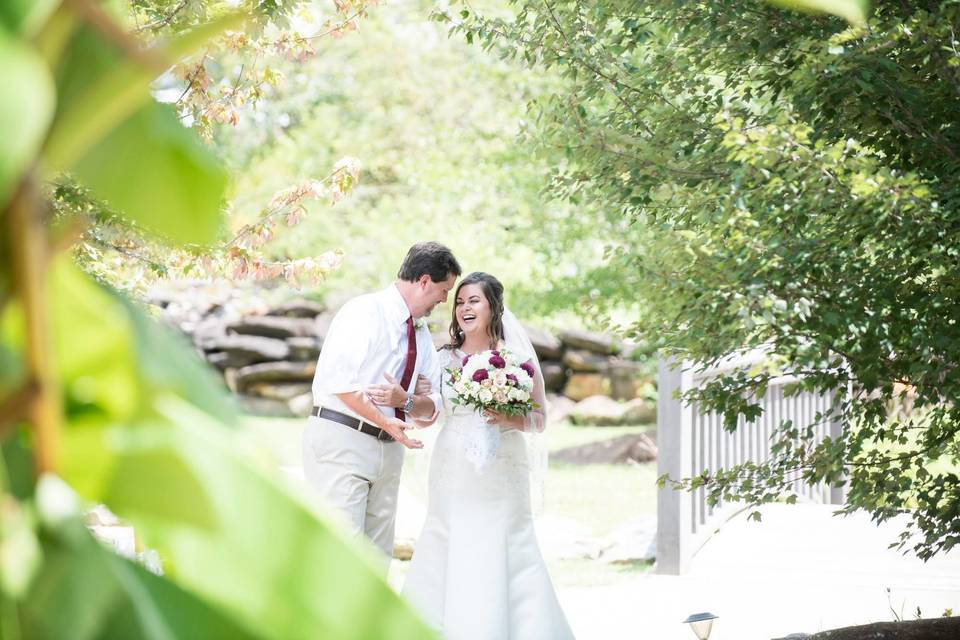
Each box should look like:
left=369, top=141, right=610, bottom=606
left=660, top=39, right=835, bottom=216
left=447, top=349, right=537, bottom=418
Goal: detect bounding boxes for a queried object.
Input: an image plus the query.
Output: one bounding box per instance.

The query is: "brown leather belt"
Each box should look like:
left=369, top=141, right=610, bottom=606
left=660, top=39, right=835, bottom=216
left=312, top=406, right=394, bottom=442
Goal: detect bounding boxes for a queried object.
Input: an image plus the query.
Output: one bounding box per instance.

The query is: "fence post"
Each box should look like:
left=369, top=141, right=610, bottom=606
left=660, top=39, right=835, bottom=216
left=828, top=388, right=848, bottom=505
left=656, top=357, right=693, bottom=575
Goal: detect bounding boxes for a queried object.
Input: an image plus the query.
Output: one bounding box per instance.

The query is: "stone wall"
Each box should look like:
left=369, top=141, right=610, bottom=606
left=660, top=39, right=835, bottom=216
left=153, top=286, right=654, bottom=422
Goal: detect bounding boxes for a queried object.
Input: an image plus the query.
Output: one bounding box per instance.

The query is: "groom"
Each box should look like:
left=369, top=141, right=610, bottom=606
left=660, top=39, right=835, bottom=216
left=303, top=241, right=460, bottom=559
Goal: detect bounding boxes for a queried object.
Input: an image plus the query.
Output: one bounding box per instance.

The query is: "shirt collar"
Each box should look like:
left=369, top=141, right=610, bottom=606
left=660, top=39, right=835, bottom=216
left=382, top=283, right=412, bottom=327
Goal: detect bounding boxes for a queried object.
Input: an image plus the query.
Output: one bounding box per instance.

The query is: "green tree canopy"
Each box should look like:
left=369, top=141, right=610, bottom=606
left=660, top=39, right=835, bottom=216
left=447, top=0, right=960, bottom=558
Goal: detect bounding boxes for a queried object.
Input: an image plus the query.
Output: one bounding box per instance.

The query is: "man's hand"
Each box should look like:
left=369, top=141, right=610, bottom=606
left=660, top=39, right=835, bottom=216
left=415, top=374, right=432, bottom=396
left=380, top=416, right=424, bottom=449
left=365, top=372, right=409, bottom=408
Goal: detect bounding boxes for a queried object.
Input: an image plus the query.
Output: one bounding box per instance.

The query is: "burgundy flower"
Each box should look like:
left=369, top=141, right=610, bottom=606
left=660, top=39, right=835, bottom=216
left=520, top=361, right=535, bottom=378
left=491, top=350, right=500, bottom=356
left=472, top=369, right=489, bottom=382
left=506, top=373, right=519, bottom=386
left=462, top=355, right=470, bottom=367
left=489, top=354, right=506, bottom=369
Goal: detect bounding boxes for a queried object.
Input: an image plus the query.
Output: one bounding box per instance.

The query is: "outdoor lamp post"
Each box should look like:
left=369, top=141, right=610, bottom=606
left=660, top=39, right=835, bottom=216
left=682, top=612, right=718, bottom=640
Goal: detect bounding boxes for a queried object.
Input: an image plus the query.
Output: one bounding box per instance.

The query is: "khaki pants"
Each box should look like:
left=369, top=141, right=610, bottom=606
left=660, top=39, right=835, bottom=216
left=302, top=415, right=404, bottom=560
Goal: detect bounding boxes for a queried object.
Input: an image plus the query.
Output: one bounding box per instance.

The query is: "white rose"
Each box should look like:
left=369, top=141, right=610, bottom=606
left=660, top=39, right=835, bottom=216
left=492, top=370, right=508, bottom=386
left=479, top=389, right=494, bottom=404
left=494, top=391, right=507, bottom=403
left=509, top=388, right=526, bottom=402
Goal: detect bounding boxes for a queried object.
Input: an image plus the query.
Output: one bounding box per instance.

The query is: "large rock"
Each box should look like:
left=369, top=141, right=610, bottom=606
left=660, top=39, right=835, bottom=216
left=541, top=361, right=566, bottom=392
left=524, top=325, right=563, bottom=360
left=235, top=361, right=317, bottom=389
left=197, top=334, right=290, bottom=362
left=569, top=395, right=628, bottom=426
left=568, top=395, right=656, bottom=427
left=805, top=617, right=960, bottom=640
left=227, top=315, right=317, bottom=339
left=546, top=393, right=576, bottom=424
left=207, top=350, right=261, bottom=370
left=552, top=431, right=657, bottom=465
left=600, top=516, right=657, bottom=565
left=563, top=373, right=608, bottom=401
left=562, top=349, right=610, bottom=373
left=286, top=336, right=322, bottom=361
left=246, top=382, right=312, bottom=401
left=607, top=359, right=645, bottom=400
left=559, top=329, right=620, bottom=355
left=622, top=397, right=656, bottom=424
left=270, top=298, right=325, bottom=318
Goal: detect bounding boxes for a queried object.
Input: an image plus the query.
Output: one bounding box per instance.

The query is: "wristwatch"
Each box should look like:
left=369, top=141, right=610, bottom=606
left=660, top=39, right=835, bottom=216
left=402, top=393, right=415, bottom=414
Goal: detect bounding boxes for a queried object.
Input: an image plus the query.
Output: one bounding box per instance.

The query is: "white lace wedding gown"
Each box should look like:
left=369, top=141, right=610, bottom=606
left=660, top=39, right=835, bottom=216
left=402, top=349, right=575, bottom=640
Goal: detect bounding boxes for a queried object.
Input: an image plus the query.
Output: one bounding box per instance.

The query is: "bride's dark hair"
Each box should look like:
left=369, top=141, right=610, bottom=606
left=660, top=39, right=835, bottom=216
left=446, top=272, right=505, bottom=351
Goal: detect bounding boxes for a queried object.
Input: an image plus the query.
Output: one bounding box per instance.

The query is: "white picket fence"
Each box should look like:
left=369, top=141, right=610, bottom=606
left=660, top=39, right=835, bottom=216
left=655, top=353, right=846, bottom=574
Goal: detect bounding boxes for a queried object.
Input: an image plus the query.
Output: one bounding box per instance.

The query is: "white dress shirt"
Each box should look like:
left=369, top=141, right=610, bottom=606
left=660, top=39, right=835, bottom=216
left=312, top=284, right=443, bottom=422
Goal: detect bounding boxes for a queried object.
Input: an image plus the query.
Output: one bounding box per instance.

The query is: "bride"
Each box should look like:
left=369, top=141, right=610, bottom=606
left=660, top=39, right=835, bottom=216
left=402, top=271, right=575, bottom=639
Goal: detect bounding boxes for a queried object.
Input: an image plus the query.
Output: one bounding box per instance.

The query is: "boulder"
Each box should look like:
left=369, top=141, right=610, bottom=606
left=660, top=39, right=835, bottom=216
left=540, top=361, right=566, bottom=392
left=227, top=315, right=317, bottom=339
left=622, top=397, right=657, bottom=424
left=270, top=298, right=326, bottom=318
left=562, top=349, right=610, bottom=373
left=552, top=432, right=657, bottom=465
left=546, top=394, right=577, bottom=424
left=189, top=316, right=228, bottom=346
left=524, top=325, right=563, bottom=360
left=197, top=334, right=290, bottom=362
left=559, top=329, right=620, bottom=355
left=600, top=516, right=657, bottom=565
left=246, top=382, right=312, bottom=401
left=807, top=617, right=960, bottom=640
left=563, top=374, right=608, bottom=402
left=235, top=361, right=317, bottom=389
left=607, top=359, right=645, bottom=400
left=207, top=350, right=261, bottom=370
left=569, top=395, right=628, bottom=426
left=286, top=336, right=322, bottom=361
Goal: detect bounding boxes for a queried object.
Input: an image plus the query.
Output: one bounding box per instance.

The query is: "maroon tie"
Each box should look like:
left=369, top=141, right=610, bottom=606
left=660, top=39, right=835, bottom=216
left=395, top=316, right=417, bottom=421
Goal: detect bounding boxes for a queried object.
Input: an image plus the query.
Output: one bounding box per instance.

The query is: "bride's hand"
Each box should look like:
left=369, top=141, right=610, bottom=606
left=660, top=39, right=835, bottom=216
left=482, top=409, right=512, bottom=427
